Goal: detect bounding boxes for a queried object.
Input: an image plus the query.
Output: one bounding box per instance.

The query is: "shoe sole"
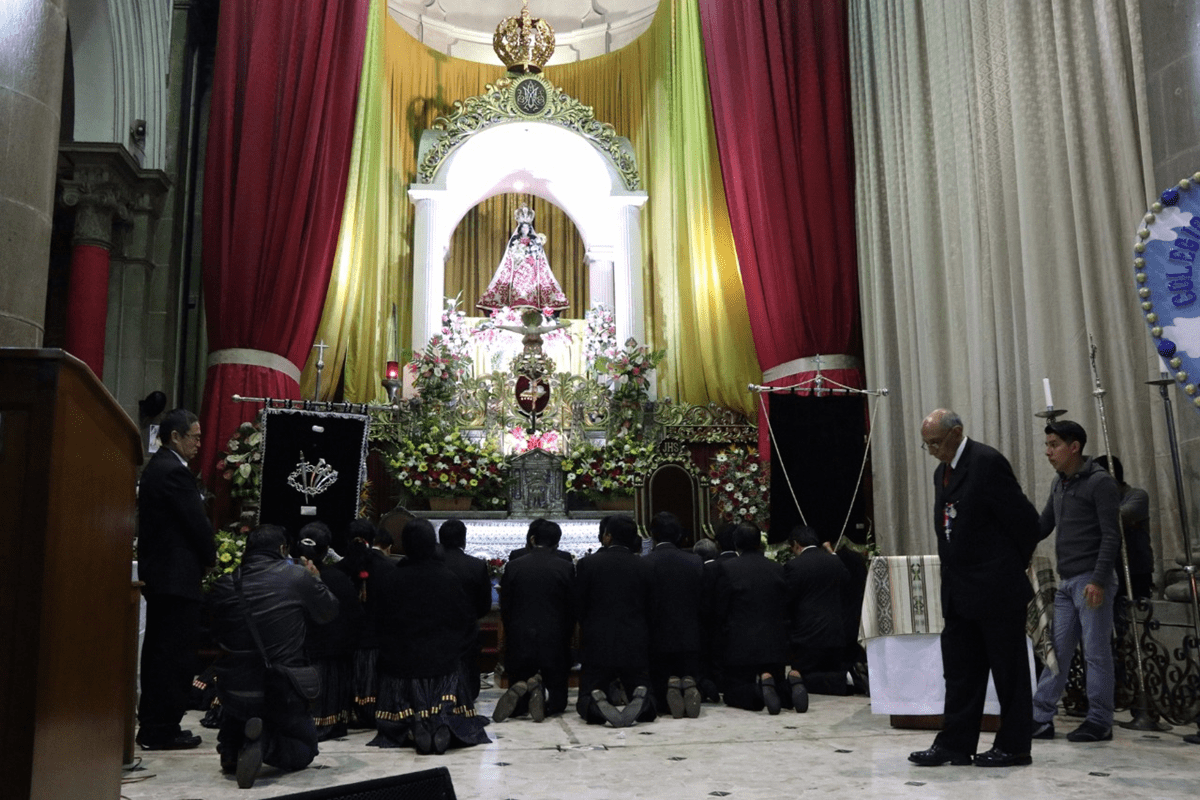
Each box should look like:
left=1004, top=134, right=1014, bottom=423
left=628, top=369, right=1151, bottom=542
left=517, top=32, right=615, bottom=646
left=592, top=690, right=625, bottom=727
left=528, top=683, right=546, bottom=723
left=791, top=685, right=809, bottom=714
left=682, top=687, right=702, bottom=718
left=761, top=683, right=781, bottom=715
left=493, top=683, right=527, bottom=722
left=432, top=725, right=451, bottom=755
left=236, top=718, right=263, bottom=789
left=666, top=687, right=685, bottom=719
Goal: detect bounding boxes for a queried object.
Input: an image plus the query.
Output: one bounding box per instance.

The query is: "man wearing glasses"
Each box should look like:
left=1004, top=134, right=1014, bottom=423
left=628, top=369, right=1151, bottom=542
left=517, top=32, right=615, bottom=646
left=135, top=408, right=216, bottom=750
left=908, top=408, right=1040, bottom=768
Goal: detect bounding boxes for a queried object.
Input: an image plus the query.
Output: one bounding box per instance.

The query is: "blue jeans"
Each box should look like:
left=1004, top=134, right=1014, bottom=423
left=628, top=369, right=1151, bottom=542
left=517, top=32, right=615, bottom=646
left=1032, top=570, right=1117, bottom=729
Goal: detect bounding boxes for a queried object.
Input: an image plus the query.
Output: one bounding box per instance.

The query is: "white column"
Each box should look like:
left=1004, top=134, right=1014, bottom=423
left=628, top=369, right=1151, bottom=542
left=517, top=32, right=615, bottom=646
left=408, top=190, right=445, bottom=349
left=586, top=245, right=615, bottom=311
left=612, top=196, right=647, bottom=346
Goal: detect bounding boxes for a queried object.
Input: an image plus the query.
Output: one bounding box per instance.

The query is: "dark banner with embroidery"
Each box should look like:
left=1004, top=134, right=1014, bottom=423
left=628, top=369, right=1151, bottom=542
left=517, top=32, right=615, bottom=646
left=258, top=408, right=369, bottom=537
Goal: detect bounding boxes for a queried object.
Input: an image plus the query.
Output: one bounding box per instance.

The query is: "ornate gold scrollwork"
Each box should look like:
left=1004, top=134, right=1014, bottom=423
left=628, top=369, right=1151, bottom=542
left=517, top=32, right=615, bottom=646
left=417, top=74, right=641, bottom=192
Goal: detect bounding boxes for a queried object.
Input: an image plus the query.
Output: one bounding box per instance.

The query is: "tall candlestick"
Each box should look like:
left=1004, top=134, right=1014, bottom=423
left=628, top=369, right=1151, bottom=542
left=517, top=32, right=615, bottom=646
left=1042, top=378, right=1054, bottom=409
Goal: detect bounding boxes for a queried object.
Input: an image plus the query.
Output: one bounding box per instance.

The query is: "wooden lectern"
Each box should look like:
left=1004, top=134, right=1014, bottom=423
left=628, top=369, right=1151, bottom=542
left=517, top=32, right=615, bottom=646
left=0, top=349, right=143, bottom=800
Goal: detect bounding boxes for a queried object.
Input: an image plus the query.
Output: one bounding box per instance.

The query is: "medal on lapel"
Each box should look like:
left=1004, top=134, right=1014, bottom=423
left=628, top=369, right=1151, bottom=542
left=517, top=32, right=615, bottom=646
left=943, top=502, right=958, bottom=542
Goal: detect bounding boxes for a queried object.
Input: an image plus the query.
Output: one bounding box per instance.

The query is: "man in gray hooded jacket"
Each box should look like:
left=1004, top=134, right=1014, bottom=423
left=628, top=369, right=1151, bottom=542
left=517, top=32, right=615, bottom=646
left=1031, top=420, right=1121, bottom=744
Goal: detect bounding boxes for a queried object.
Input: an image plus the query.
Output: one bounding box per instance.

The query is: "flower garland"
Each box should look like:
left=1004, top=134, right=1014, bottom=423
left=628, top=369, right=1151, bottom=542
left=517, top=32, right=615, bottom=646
left=707, top=444, right=770, bottom=530
left=385, top=424, right=507, bottom=506
left=562, top=437, right=657, bottom=500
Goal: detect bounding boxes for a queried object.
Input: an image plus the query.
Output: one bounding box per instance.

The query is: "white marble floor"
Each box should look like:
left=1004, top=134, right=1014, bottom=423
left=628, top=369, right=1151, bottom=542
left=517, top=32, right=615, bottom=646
left=121, top=687, right=1199, bottom=800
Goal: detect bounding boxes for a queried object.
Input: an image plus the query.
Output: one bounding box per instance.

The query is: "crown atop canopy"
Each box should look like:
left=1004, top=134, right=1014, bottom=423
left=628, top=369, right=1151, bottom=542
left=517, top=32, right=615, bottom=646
left=515, top=204, right=535, bottom=225
left=493, top=1, right=555, bottom=74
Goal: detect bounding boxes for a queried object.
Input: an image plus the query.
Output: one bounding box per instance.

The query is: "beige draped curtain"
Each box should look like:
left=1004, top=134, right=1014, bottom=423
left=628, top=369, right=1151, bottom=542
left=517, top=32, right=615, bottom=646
left=850, top=0, right=1179, bottom=569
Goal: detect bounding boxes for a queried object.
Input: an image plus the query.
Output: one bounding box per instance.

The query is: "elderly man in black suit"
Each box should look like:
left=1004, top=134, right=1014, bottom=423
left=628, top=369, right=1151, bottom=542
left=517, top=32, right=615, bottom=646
left=136, top=408, right=216, bottom=750
left=644, top=512, right=704, bottom=718
left=715, top=523, right=789, bottom=713
left=909, top=408, right=1040, bottom=768
left=783, top=525, right=851, bottom=707
left=438, top=518, right=493, bottom=700
left=494, top=518, right=576, bottom=722
left=574, top=515, right=656, bottom=726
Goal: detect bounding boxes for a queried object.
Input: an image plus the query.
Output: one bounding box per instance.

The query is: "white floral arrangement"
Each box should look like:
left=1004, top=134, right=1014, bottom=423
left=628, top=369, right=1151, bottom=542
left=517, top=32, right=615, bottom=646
left=584, top=302, right=618, bottom=373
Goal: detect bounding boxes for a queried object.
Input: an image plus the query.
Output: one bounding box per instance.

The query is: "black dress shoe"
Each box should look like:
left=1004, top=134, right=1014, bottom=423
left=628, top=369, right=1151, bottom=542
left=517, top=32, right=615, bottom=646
left=908, top=743, right=973, bottom=766
left=591, top=689, right=625, bottom=727
left=666, top=677, right=686, bottom=719
left=136, top=731, right=202, bottom=751
left=973, top=747, right=1032, bottom=767
left=236, top=718, right=263, bottom=789
left=413, top=720, right=434, bottom=754
left=759, top=676, right=781, bottom=715
left=431, top=724, right=451, bottom=755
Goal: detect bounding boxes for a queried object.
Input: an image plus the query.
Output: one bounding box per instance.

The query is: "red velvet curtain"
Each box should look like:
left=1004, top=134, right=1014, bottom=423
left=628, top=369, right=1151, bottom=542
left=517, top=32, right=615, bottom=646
left=199, top=0, right=368, bottom=494
left=698, top=0, right=862, bottom=405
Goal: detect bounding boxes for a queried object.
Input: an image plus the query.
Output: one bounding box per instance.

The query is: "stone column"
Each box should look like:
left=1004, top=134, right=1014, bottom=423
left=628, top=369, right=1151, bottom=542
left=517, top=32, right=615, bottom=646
left=0, top=0, right=68, bottom=346
left=59, top=144, right=169, bottom=381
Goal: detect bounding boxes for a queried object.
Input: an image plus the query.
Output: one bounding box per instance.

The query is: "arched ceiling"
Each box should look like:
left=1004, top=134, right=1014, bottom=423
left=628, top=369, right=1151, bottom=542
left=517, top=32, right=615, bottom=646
left=387, top=0, right=660, bottom=66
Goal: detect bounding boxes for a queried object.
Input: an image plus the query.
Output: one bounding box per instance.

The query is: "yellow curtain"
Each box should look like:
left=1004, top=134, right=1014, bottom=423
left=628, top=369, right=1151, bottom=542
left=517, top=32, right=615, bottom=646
left=300, top=0, right=395, bottom=402
left=303, top=0, right=761, bottom=417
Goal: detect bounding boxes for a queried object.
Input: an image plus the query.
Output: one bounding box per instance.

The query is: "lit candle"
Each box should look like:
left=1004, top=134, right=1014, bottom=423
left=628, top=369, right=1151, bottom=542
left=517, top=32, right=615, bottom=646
left=386, top=361, right=400, bottom=380
left=1042, top=378, right=1054, bottom=409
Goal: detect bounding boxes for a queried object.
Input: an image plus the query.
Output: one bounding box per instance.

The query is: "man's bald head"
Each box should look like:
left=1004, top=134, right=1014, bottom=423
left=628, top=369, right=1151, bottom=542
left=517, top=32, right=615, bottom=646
left=921, top=408, right=964, bottom=464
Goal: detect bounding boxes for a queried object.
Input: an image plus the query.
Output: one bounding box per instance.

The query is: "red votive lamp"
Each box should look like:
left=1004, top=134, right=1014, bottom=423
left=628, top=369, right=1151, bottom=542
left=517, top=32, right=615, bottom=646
left=386, top=361, right=400, bottom=380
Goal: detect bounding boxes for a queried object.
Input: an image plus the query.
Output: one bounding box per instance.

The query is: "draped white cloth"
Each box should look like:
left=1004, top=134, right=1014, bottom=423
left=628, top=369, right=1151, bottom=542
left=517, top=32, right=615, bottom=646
left=849, top=0, right=1175, bottom=564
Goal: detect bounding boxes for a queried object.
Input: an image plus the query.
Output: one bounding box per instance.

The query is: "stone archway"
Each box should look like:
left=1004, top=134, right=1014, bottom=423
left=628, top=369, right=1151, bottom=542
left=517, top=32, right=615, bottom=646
left=408, top=73, right=647, bottom=349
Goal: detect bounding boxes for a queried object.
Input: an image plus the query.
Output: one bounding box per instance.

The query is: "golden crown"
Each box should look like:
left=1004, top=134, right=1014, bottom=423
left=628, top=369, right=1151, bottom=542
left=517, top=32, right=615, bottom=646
left=493, top=1, right=555, bottom=74
left=515, top=204, right=535, bottom=224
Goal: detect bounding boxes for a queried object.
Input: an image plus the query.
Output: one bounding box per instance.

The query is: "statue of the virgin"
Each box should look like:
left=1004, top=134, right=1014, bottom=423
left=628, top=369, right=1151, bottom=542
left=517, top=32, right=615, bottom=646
left=477, top=204, right=569, bottom=313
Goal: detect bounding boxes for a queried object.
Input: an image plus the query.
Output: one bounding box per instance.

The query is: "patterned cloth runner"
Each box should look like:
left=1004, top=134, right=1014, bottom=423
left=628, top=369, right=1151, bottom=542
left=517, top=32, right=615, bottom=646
left=859, top=554, right=1058, bottom=673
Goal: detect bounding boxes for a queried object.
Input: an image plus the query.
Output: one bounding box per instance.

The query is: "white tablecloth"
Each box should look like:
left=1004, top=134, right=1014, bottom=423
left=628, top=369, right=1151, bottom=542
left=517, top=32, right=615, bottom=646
left=428, top=518, right=605, bottom=560
left=861, top=555, right=1037, bottom=716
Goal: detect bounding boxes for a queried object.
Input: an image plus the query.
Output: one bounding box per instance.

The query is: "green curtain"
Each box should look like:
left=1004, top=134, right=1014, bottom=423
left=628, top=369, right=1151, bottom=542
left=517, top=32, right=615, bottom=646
left=303, top=0, right=761, bottom=417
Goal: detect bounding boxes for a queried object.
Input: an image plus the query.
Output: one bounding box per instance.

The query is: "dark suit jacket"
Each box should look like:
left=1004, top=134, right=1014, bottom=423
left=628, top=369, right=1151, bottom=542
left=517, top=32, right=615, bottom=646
left=933, top=438, right=1039, bottom=620
left=442, top=546, right=493, bottom=619
left=500, top=547, right=576, bottom=668
left=783, top=547, right=850, bottom=651
left=574, top=545, right=652, bottom=667
left=137, top=447, right=215, bottom=601
left=643, top=542, right=703, bottom=654
left=508, top=545, right=574, bottom=564
left=714, top=551, right=787, bottom=666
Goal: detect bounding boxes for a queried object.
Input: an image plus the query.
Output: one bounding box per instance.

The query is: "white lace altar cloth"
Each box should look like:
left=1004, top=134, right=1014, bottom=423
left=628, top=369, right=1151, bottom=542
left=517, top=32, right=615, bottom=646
left=428, top=518, right=603, bottom=561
